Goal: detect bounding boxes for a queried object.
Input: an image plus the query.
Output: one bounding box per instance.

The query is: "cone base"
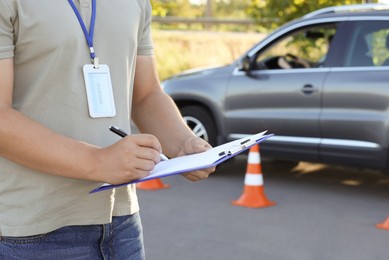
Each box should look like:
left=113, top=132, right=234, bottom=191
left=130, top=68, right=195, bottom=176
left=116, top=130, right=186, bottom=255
left=136, top=179, right=170, bottom=190
left=232, top=186, right=276, bottom=208
left=376, top=222, right=389, bottom=230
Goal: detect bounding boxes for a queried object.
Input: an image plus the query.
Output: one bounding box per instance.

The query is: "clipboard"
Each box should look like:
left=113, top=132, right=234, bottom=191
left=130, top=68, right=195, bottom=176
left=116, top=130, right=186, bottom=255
left=90, top=131, right=273, bottom=193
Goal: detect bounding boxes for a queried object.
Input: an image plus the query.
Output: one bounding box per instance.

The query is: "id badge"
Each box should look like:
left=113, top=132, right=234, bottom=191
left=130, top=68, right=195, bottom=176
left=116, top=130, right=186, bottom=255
left=83, top=64, right=116, bottom=118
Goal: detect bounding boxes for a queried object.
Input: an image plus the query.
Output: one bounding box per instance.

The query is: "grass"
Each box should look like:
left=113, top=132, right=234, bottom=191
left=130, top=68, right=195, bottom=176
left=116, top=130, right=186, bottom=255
left=152, top=30, right=265, bottom=80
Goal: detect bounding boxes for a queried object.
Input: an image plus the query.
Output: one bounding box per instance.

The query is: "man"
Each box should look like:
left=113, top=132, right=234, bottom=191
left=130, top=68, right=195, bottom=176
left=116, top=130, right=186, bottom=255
left=0, top=0, right=214, bottom=259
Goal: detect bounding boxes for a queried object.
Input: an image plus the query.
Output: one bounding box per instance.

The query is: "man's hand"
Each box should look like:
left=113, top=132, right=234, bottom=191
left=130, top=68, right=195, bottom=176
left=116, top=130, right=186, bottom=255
left=178, top=137, right=216, bottom=182
left=93, top=134, right=162, bottom=185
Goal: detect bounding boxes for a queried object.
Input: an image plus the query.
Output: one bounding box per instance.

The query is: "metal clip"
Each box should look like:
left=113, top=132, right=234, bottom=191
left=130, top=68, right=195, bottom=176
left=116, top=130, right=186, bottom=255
left=93, top=57, right=99, bottom=69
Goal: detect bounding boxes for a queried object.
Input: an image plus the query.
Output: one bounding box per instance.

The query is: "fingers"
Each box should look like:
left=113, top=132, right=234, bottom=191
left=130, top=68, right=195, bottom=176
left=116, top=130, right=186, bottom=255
left=183, top=166, right=216, bottom=182
left=124, top=134, right=162, bottom=164
left=127, top=155, right=158, bottom=172
left=95, top=134, right=163, bottom=184
left=178, top=136, right=216, bottom=181
left=179, top=136, right=212, bottom=156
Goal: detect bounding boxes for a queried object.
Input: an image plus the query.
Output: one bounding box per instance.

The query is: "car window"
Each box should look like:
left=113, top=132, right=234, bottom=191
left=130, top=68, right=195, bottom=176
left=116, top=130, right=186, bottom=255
left=344, top=21, right=389, bottom=67
left=255, top=24, right=337, bottom=70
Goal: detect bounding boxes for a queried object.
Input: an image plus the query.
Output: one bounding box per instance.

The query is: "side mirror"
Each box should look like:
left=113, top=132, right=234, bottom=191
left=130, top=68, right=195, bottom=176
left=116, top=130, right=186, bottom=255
left=241, top=55, right=252, bottom=71
left=239, top=55, right=268, bottom=79
left=239, top=55, right=261, bottom=78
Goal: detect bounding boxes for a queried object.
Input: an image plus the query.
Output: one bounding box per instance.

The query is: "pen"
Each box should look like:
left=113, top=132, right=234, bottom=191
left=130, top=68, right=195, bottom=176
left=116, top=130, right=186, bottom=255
left=109, top=125, right=128, bottom=138
left=160, top=153, right=169, bottom=161
left=109, top=126, right=169, bottom=161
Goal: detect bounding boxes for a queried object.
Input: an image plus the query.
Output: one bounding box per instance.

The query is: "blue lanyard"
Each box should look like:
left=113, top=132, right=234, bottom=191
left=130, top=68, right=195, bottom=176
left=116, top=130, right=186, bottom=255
left=68, top=0, right=97, bottom=63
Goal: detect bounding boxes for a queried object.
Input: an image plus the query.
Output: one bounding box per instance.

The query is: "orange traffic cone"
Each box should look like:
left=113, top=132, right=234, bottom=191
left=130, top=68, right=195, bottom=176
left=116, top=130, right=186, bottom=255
left=376, top=214, right=389, bottom=230
left=136, top=178, right=170, bottom=190
left=232, top=144, right=275, bottom=208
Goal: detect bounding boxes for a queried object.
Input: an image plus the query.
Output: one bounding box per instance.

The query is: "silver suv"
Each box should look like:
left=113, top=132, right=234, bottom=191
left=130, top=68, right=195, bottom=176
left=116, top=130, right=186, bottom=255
left=162, top=4, right=389, bottom=171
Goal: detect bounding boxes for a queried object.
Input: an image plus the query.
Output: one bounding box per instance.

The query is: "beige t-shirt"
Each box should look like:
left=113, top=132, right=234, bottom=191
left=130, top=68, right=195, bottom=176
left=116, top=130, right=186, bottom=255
left=0, top=0, right=154, bottom=236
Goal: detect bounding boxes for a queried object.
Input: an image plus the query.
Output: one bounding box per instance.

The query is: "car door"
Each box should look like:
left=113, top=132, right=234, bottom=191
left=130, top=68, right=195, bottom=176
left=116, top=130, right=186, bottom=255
left=320, top=20, right=389, bottom=169
left=225, top=22, right=339, bottom=161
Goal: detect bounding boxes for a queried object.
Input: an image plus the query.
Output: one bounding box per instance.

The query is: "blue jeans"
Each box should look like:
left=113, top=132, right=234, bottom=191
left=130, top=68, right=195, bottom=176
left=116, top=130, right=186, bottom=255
left=0, top=213, right=145, bottom=260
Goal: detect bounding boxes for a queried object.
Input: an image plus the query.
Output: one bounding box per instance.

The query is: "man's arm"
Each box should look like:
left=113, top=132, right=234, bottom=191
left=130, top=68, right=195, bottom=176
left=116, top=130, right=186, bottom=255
left=0, top=58, right=160, bottom=184
left=131, top=55, right=215, bottom=181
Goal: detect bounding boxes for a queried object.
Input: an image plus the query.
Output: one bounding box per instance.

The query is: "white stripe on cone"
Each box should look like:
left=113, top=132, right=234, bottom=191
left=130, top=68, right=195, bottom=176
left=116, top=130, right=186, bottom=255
left=247, top=151, right=261, bottom=164
left=244, top=173, right=264, bottom=186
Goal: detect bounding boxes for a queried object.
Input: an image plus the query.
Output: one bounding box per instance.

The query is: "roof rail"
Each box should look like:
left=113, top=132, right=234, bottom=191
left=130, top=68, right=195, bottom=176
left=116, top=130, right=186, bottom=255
left=303, top=3, right=389, bottom=19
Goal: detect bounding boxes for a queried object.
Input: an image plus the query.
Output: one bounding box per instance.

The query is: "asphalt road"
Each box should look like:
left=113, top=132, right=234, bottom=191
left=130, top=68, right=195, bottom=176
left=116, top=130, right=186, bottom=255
left=137, top=155, right=389, bottom=260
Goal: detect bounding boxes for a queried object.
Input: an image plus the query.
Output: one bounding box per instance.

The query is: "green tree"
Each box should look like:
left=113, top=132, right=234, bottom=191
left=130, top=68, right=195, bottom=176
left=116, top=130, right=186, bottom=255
left=210, top=0, right=252, bottom=18
left=151, top=0, right=253, bottom=18
left=150, top=0, right=170, bottom=17
left=247, top=0, right=378, bottom=30
left=150, top=0, right=203, bottom=17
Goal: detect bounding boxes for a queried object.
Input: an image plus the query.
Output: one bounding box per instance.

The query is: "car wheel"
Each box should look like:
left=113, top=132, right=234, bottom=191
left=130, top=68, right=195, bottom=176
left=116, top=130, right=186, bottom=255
left=180, top=106, right=217, bottom=146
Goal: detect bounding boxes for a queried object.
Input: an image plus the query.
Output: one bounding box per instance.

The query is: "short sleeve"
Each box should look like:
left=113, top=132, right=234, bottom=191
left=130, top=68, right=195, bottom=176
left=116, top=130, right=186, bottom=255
left=0, top=0, right=16, bottom=59
left=137, top=0, right=153, bottom=56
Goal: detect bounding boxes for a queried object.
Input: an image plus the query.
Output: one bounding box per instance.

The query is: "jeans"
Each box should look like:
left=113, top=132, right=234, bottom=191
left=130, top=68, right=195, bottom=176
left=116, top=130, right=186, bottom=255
left=0, top=213, right=145, bottom=260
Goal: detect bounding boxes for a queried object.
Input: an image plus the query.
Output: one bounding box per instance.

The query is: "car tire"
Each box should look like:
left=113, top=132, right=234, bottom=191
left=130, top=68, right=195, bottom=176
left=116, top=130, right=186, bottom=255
left=180, top=106, right=217, bottom=147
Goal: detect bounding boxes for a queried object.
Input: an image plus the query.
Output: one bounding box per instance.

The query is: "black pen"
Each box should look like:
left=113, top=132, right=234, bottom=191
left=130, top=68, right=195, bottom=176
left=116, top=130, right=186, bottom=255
left=109, top=126, right=169, bottom=161
left=109, top=125, right=128, bottom=138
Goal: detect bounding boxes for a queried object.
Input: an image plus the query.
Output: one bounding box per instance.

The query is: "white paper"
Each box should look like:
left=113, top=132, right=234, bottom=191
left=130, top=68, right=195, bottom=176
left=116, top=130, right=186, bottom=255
left=91, top=131, right=272, bottom=193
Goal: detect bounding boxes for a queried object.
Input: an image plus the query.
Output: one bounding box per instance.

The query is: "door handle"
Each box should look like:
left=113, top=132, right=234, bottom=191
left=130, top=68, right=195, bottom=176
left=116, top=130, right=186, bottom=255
left=301, top=84, right=315, bottom=95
